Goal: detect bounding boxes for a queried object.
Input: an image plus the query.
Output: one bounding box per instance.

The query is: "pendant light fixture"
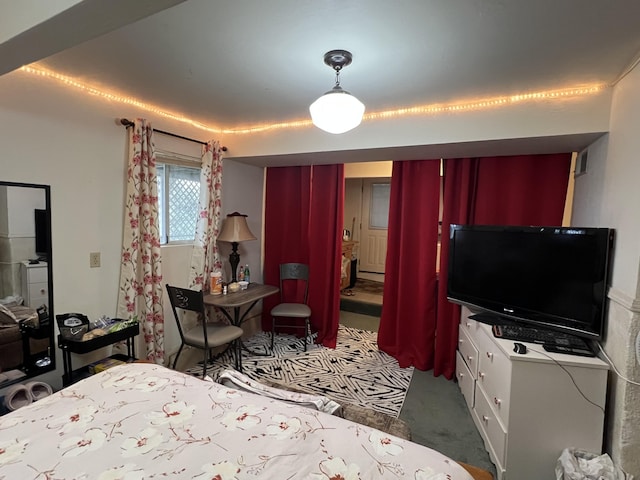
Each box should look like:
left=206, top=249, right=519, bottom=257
left=309, top=50, right=365, bottom=134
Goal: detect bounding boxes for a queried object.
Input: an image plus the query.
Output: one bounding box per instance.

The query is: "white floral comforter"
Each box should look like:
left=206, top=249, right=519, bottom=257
left=0, top=363, right=473, bottom=479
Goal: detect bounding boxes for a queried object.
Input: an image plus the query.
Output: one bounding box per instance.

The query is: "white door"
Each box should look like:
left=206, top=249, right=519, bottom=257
left=359, top=178, right=390, bottom=273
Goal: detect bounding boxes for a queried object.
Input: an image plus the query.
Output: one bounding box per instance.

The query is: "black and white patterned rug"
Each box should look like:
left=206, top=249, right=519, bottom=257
left=184, top=325, right=414, bottom=418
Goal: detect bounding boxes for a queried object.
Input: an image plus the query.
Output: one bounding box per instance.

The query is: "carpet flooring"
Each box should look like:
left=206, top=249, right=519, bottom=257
left=346, top=278, right=384, bottom=296
left=184, top=325, right=413, bottom=418
left=340, top=278, right=384, bottom=316
left=339, top=310, right=497, bottom=476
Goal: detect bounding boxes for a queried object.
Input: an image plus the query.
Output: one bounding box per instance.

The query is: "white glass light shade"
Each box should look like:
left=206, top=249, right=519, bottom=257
left=309, top=87, right=365, bottom=134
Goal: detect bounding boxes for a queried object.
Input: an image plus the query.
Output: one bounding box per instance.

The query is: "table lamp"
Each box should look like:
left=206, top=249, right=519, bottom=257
left=217, top=212, right=256, bottom=282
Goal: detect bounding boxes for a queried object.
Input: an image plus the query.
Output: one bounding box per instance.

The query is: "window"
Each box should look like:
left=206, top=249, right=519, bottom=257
left=156, top=158, right=201, bottom=244
left=369, top=182, right=390, bottom=229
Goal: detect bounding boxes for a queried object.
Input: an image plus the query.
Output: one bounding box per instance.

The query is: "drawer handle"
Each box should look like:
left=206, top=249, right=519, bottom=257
left=40, top=289, right=46, bottom=294
left=466, top=355, right=473, bottom=362
left=482, top=415, right=489, bottom=423
left=493, top=397, right=502, bottom=407
left=486, top=352, right=493, bottom=359
left=458, top=372, right=464, bottom=379
left=459, top=339, right=464, bottom=344
left=478, top=372, right=485, bottom=379
left=466, top=322, right=471, bottom=328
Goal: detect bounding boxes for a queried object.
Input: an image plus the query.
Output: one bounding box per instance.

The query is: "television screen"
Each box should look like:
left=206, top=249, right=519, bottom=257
left=447, top=224, right=614, bottom=340
left=34, top=209, right=48, bottom=259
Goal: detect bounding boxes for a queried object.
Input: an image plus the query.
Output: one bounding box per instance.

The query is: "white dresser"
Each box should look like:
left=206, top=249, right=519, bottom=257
left=20, top=261, right=49, bottom=309
left=456, top=306, right=609, bottom=480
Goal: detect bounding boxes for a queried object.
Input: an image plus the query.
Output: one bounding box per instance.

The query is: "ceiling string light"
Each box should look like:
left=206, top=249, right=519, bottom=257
left=20, top=64, right=605, bottom=135
left=309, top=50, right=365, bottom=134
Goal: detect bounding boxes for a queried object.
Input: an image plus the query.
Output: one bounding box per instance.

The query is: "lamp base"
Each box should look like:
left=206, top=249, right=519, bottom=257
left=229, top=242, right=240, bottom=283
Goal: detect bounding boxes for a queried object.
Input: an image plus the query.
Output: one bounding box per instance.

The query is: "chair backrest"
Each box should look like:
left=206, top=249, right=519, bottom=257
left=166, top=284, right=205, bottom=341
left=279, top=263, right=309, bottom=304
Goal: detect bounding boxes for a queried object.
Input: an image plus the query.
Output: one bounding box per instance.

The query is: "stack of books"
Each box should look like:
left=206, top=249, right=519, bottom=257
left=87, top=356, right=127, bottom=375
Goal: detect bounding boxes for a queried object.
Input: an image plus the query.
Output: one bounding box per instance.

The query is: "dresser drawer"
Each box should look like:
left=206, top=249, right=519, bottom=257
left=476, top=325, right=512, bottom=428
left=26, top=265, right=48, bottom=283
left=28, top=282, right=48, bottom=303
left=459, top=308, right=483, bottom=344
left=456, top=351, right=475, bottom=410
left=458, top=325, right=479, bottom=378
left=474, top=384, right=507, bottom=469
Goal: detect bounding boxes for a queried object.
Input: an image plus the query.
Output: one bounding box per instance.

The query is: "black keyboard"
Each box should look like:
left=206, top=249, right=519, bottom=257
left=492, top=324, right=595, bottom=357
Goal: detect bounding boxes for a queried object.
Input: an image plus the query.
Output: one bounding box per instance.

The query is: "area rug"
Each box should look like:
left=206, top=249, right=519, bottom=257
left=184, top=325, right=413, bottom=418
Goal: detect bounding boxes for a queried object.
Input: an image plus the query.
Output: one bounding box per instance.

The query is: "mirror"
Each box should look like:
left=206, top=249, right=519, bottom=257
left=0, top=181, right=54, bottom=387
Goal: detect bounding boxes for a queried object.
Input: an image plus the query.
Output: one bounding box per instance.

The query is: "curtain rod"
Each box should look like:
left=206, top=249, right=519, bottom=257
left=119, top=118, right=227, bottom=151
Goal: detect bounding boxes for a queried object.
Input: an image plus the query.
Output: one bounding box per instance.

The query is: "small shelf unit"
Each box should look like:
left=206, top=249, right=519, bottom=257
left=58, top=323, right=139, bottom=386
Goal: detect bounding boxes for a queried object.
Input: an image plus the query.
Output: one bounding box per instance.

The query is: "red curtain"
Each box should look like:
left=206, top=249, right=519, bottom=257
left=308, top=165, right=344, bottom=347
left=472, top=154, right=571, bottom=225
left=261, top=165, right=343, bottom=348
left=262, top=166, right=311, bottom=328
left=434, top=158, right=479, bottom=378
left=377, top=159, right=441, bottom=369
left=434, top=153, right=571, bottom=378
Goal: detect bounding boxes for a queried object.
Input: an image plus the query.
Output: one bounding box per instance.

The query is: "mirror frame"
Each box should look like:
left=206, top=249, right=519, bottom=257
left=0, top=180, right=55, bottom=387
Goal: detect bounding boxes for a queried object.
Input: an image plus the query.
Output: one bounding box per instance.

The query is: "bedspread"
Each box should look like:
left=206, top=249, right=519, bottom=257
left=0, top=363, right=473, bottom=479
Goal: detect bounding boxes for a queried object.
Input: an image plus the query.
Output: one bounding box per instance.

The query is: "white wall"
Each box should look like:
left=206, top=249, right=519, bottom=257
left=0, top=68, right=265, bottom=390
left=0, top=0, right=82, bottom=43
left=221, top=92, right=613, bottom=162
left=344, top=161, right=392, bottom=178
left=571, top=64, right=640, bottom=476
left=6, top=186, right=45, bottom=237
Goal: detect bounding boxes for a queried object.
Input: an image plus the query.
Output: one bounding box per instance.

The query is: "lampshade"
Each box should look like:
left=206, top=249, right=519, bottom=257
left=309, top=86, right=365, bottom=134
left=310, top=50, right=365, bottom=135
left=218, top=212, right=256, bottom=243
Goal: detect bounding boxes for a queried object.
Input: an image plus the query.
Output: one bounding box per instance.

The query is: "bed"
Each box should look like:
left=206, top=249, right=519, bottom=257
left=0, top=363, right=473, bottom=479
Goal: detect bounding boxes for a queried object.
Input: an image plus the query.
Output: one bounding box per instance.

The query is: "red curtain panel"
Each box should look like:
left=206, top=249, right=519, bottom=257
left=261, top=166, right=311, bottom=331
left=377, top=159, right=441, bottom=370
left=434, top=153, right=571, bottom=379
left=434, top=158, right=479, bottom=378
left=261, top=165, right=344, bottom=347
left=308, top=164, right=344, bottom=348
left=472, top=154, right=571, bottom=225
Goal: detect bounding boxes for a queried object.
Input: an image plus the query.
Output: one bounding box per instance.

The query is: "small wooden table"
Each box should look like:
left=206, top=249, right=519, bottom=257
left=204, top=283, right=279, bottom=355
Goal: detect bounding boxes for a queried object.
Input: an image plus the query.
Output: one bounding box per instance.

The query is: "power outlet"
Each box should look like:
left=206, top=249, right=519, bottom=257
left=89, top=252, right=101, bottom=268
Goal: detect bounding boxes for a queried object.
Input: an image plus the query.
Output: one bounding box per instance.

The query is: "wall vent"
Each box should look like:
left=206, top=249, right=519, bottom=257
left=575, top=149, right=588, bottom=176
left=574, top=150, right=589, bottom=177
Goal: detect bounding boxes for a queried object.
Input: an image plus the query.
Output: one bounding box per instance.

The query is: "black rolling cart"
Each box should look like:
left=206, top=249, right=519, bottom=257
left=58, top=322, right=139, bottom=386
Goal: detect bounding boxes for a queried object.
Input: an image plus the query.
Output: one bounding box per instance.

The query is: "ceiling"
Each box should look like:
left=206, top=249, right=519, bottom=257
left=8, top=0, right=640, bottom=161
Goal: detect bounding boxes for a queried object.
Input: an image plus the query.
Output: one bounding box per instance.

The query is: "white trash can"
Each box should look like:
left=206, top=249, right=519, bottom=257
left=556, top=448, right=633, bottom=480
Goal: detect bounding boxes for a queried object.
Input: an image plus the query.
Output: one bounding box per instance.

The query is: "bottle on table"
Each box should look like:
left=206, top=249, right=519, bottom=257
left=238, top=266, right=245, bottom=282
left=210, top=271, right=222, bottom=295
left=244, top=264, right=250, bottom=283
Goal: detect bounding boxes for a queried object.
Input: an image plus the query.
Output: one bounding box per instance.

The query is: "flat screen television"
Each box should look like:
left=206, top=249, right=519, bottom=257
left=447, top=224, right=614, bottom=340
left=34, top=209, right=49, bottom=260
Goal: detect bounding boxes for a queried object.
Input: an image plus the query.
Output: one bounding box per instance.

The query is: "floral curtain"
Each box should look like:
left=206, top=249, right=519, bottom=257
left=117, top=119, right=164, bottom=364
left=188, top=141, right=224, bottom=290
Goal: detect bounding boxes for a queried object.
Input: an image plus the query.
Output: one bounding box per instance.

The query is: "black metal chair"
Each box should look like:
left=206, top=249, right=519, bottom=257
left=166, top=284, right=243, bottom=377
left=270, top=263, right=312, bottom=351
